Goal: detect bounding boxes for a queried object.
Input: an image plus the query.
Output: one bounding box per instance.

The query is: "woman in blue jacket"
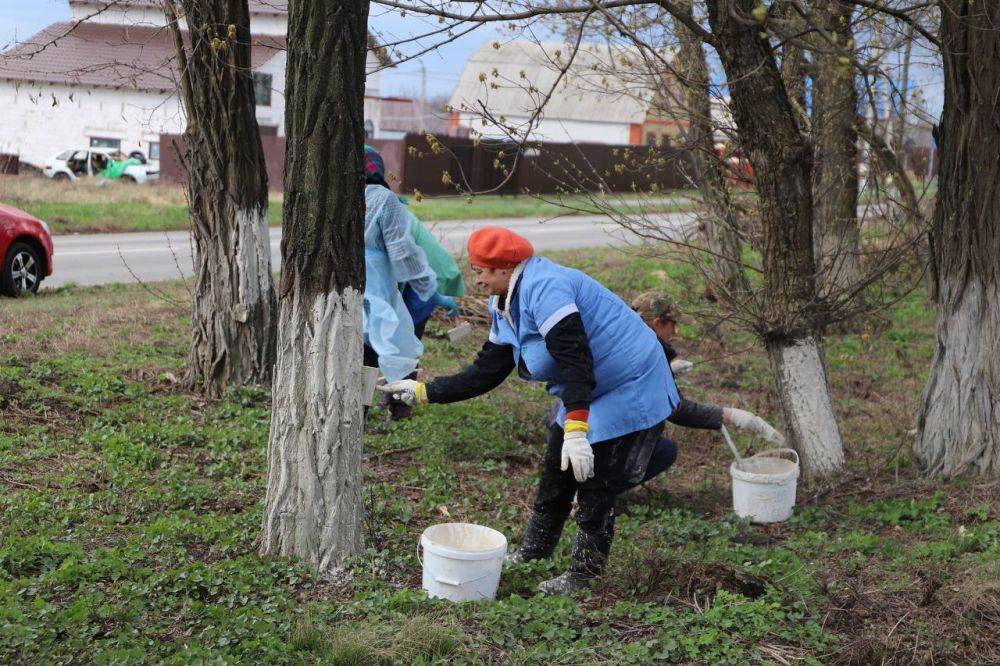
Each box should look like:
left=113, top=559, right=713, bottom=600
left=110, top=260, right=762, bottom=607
left=381, top=226, right=681, bottom=595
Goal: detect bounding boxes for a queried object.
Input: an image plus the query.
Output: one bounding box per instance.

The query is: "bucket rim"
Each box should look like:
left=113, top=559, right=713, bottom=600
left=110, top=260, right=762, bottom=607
left=420, top=522, right=508, bottom=561
left=730, top=448, right=799, bottom=483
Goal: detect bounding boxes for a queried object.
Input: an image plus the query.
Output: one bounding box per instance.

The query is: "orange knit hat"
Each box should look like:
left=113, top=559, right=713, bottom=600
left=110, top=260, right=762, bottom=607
left=467, top=226, right=534, bottom=269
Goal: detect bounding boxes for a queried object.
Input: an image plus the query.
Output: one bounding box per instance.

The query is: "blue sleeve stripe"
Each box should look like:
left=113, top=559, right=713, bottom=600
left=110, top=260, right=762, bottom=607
left=538, top=303, right=580, bottom=337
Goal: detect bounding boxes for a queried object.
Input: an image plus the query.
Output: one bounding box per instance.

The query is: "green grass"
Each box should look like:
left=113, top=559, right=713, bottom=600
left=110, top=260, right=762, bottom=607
left=0, top=248, right=996, bottom=663
left=2, top=175, right=698, bottom=234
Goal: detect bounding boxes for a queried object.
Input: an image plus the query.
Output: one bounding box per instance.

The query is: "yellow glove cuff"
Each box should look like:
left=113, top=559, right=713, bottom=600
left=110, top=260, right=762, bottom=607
left=414, top=382, right=428, bottom=405
left=564, top=419, right=589, bottom=434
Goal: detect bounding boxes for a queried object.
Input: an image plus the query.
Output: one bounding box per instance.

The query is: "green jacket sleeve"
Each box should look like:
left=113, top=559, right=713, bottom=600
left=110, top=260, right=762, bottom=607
left=408, top=212, right=466, bottom=297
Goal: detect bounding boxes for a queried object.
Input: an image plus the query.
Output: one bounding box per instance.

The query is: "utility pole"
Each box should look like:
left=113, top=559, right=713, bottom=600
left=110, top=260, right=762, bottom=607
left=418, top=60, right=427, bottom=131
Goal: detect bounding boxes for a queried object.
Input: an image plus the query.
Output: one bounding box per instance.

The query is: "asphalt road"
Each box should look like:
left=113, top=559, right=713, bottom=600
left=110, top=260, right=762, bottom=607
left=45, top=212, right=696, bottom=288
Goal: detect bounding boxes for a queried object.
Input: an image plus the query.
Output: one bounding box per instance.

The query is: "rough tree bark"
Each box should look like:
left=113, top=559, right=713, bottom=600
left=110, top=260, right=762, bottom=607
left=776, top=0, right=807, bottom=115
left=915, top=0, right=1000, bottom=478
left=810, top=0, right=861, bottom=299
left=165, top=0, right=277, bottom=397
left=260, top=0, right=370, bottom=569
left=672, top=0, right=750, bottom=301
left=705, top=0, right=845, bottom=479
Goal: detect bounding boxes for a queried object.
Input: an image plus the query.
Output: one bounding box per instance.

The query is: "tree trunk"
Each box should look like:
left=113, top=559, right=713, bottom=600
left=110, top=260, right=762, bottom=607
left=810, top=0, right=861, bottom=299
left=891, top=23, right=916, bottom=170
left=915, top=0, right=1000, bottom=478
left=260, top=0, right=370, bottom=569
left=776, top=0, right=807, bottom=116
left=165, top=0, right=277, bottom=398
left=705, top=0, right=845, bottom=479
left=673, top=0, right=751, bottom=301
left=766, top=337, right=844, bottom=475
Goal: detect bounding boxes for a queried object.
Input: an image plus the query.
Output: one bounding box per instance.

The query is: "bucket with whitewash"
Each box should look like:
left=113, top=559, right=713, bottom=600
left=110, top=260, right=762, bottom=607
left=419, top=523, right=507, bottom=602
left=730, top=448, right=800, bottom=523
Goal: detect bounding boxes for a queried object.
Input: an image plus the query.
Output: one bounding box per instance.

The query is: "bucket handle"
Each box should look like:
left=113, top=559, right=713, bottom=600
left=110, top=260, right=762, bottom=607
left=432, top=570, right=498, bottom=587
left=752, top=447, right=800, bottom=467
left=418, top=541, right=504, bottom=587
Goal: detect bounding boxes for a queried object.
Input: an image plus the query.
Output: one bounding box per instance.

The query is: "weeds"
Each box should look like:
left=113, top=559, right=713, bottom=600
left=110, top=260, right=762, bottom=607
left=0, top=248, right=997, bottom=663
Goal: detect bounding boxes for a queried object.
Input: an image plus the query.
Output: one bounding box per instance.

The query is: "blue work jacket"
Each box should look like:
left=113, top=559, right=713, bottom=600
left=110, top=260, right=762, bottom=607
left=488, top=256, right=679, bottom=442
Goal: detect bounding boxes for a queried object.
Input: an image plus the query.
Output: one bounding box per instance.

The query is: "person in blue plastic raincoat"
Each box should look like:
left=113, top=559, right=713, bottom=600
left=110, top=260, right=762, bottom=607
left=362, top=146, right=464, bottom=340
left=380, top=226, right=681, bottom=595
left=363, top=146, right=463, bottom=418
left=362, top=148, right=439, bottom=386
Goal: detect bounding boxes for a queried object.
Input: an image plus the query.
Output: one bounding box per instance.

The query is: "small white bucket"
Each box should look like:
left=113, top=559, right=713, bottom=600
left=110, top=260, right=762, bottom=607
left=730, top=448, right=800, bottom=523
left=419, top=522, right=507, bottom=602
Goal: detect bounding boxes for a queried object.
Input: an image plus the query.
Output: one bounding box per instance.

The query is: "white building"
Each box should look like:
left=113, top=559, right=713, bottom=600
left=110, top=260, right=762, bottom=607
left=449, top=40, right=685, bottom=146
left=0, top=0, right=391, bottom=168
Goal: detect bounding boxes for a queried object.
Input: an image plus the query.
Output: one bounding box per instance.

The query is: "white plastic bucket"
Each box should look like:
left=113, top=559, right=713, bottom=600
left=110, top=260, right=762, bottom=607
left=730, top=448, right=800, bottom=523
left=419, top=522, right=507, bottom=602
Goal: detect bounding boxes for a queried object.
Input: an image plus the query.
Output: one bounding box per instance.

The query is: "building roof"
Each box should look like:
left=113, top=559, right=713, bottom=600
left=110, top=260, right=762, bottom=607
left=68, top=0, right=289, bottom=15
left=0, top=21, right=284, bottom=92
left=449, top=40, right=669, bottom=127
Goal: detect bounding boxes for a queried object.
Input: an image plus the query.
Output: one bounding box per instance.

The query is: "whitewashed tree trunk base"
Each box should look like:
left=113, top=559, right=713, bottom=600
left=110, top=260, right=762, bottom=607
left=916, top=277, right=1000, bottom=477
left=767, top=337, right=845, bottom=480
left=261, top=287, right=366, bottom=570
left=187, top=204, right=276, bottom=395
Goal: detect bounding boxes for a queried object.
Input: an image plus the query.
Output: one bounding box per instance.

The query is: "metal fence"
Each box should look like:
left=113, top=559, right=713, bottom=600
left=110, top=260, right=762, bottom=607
left=158, top=132, right=692, bottom=195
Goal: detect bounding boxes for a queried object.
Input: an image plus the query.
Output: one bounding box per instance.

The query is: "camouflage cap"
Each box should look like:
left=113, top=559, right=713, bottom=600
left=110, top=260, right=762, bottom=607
left=631, top=291, right=682, bottom=322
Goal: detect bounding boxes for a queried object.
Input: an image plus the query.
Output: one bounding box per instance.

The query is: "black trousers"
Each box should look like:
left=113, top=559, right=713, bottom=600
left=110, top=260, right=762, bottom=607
left=521, top=420, right=664, bottom=575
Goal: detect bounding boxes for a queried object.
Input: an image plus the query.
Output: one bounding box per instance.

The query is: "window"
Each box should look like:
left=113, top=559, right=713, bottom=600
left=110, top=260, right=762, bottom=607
left=253, top=72, right=273, bottom=107
left=55, top=150, right=72, bottom=160
left=148, top=141, right=160, bottom=160
left=364, top=119, right=375, bottom=140
left=89, top=136, right=121, bottom=151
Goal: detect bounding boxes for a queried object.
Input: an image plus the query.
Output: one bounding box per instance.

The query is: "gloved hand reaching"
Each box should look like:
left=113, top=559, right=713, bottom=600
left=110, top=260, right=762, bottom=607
left=670, top=358, right=693, bottom=375
left=430, top=292, right=460, bottom=317
left=561, top=430, right=595, bottom=482
left=723, top=408, right=785, bottom=445
left=377, top=379, right=427, bottom=407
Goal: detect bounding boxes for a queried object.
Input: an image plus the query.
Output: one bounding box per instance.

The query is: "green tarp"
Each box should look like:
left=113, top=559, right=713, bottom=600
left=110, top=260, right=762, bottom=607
left=408, top=211, right=466, bottom=297
left=99, top=157, right=141, bottom=180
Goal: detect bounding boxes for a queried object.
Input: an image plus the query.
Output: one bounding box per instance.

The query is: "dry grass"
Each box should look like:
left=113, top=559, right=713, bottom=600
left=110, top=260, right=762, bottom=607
left=0, top=281, right=190, bottom=359
left=0, top=174, right=188, bottom=207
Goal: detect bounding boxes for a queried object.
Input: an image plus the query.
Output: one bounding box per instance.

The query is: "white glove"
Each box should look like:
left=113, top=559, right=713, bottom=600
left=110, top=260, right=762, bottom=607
left=561, top=431, right=595, bottom=482
left=670, top=359, right=694, bottom=375
left=725, top=408, right=785, bottom=445
left=376, top=379, right=427, bottom=406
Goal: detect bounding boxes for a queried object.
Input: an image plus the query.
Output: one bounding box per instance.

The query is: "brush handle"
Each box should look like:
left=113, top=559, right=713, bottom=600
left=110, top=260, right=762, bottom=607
left=720, top=425, right=745, bottom=467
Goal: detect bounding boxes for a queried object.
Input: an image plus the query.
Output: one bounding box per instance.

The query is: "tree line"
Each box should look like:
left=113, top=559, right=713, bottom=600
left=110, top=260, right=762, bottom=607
left=160, top=0, right=996, bottom=572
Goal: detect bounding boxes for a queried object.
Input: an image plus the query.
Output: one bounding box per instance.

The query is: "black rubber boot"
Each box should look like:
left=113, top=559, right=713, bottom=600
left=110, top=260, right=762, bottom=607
left=505, top=511, right=567, bottom=566
left=568, top=522, right=613, bottom=577
left=537, top=570, right=593, bottom=595
left=537, top=515, right=614, bottom=595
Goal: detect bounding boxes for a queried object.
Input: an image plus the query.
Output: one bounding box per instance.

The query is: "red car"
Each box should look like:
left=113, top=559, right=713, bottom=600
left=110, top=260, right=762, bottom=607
left=0, top=203, right=54, bottom=296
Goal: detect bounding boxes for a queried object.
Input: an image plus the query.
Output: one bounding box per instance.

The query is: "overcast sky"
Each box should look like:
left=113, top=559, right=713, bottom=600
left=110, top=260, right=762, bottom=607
left=0, top=1, right=941, bottom=116
left=0, top=0, right=496, bottom=100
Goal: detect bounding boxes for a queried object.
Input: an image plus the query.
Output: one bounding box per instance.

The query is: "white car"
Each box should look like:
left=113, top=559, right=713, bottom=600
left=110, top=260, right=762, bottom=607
left=43, top=148, right=160, bottom=184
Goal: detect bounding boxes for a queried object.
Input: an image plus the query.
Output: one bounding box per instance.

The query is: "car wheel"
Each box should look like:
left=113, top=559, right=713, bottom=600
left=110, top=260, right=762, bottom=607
left=121, top=175, right=137, bottom=184
left=53, top=172, right=70, bottom=181
left=1, top=242, right=43, bottom=296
